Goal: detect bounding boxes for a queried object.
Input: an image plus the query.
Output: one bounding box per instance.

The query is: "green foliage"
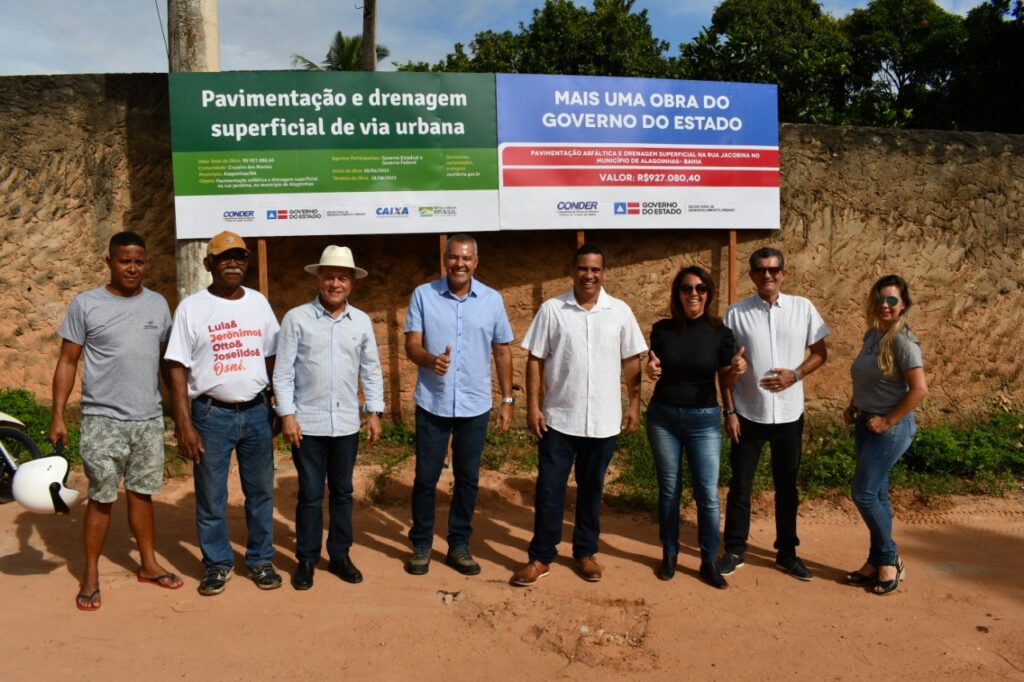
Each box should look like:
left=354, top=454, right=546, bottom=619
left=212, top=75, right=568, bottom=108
left=378, top=421, right=415, bottom=448
left=0, top=388, right=79, bottom=463
left=363, top=421, right=415, bottom=503
left=608, top=421, right=660, bottom=509
left=607, top=410, right=1024, bottom=513
left=292, top=31, right=390, bottom=71
left=397, top=0, right=674, bottom=77
left=483, top=428, right=538, bottom=472
left=799, top=421, right=855, bottom=495
left=902, top=412, right=1024, bottom=478
left=944, top=0, right=1024, bottom=133
left=678, top=0, right=852, bottom=124
left=842, top=0, right=966, bottom=128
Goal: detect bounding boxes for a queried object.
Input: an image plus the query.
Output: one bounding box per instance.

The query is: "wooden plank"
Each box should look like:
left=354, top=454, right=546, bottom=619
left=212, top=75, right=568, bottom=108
left=728, top=229, right=738, bottom=304
left=258, top=238, right=269, bottom=299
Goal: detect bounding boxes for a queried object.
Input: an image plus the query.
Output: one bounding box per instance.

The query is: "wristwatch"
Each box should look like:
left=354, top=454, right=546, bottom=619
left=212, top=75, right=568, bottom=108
left=723, top=408, right=736, bottom=417
left=501, top=396, right=516, bottom=405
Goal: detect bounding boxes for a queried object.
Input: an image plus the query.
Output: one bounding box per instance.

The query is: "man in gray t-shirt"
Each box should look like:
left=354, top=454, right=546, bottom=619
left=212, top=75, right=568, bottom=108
left=50, top=231, right=182, bottom=612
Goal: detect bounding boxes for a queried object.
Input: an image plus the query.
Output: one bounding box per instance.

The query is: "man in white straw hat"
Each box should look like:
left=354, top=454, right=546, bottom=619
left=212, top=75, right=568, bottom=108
left=404, top=233, right=514, bottom=577
left=273, top=245, right=384, bottom=590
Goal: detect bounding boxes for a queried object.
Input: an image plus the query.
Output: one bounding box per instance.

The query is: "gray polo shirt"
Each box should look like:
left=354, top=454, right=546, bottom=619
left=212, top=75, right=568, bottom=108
left=57, top=286, right=171, bottom=420
left=851, top=327, right=923, bottom=414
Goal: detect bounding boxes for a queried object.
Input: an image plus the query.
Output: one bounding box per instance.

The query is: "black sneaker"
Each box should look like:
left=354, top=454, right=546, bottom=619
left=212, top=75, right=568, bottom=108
left=716, top=553, right=745, bottom=576
left=445, top=547, right=481, bottom=576
left=198, top=566, right=232, bottom=596
left=776, top=556, right=813, bottom=581
left=405, top=546, right=431, bottom=575
left=248, top=563, right=283, bottom=590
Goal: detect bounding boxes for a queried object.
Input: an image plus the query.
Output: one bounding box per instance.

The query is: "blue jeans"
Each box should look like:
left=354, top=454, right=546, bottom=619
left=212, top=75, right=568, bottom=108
left=191, top=398, right=275, bottom=570
left=852, top=412, right=917, bottom=566
left=409, top=406, right=490, bottom=550
left=527, top=428, right=616, bottom=564
left=646, top=401, right=722, bottom=563
left=292, top=433, right=358, bottom=563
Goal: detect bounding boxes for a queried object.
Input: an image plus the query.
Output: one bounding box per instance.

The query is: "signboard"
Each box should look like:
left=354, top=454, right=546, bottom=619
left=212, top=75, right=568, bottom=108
left=496, top=74, right=779, bottom=230
left=168, top=72, right=779, bottom=238
left=168, top=71, right=498, bottom=238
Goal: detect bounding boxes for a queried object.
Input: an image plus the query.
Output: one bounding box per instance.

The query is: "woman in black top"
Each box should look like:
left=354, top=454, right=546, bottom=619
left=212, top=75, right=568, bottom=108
left=646, top=266, right=746, bottom=588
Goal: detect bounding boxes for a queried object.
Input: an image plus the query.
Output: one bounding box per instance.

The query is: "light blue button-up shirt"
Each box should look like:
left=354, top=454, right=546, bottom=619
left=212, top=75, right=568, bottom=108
left=405, top=277, right=514, bottom=417
left=273, top=297, right=384, bottom=437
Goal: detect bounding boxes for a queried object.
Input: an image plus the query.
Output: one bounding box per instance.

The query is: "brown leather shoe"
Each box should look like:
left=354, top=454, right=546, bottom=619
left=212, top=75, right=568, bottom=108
left=574, top=555, right=603, bottom=582
left=510, top=560, right=550, bottom=587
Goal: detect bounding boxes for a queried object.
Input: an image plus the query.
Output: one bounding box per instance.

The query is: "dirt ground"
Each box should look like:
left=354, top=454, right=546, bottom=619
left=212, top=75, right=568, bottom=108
left=2, top=454, right=1023, bottom=681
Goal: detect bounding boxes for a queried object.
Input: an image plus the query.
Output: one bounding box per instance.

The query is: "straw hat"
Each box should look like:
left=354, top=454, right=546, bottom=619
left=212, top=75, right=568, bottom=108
left=304, top=245, right=368, bottom=279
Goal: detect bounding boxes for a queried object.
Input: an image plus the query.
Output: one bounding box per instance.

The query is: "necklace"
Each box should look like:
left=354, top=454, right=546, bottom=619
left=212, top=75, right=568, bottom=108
left=864, top=330, right=882, bottom=355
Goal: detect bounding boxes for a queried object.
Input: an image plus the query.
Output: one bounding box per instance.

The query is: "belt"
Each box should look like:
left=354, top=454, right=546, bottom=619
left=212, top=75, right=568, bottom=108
left=196, top=393, right=266, bottom=411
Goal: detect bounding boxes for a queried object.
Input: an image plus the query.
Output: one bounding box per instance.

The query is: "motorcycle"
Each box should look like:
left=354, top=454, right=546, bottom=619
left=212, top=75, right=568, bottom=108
left=0, top=411, right=79, bottom=513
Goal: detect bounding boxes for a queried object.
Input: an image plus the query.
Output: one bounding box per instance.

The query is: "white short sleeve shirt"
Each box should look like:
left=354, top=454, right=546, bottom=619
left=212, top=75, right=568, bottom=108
left=521, top=288, right=647, bottom=438
left=165, top=287, right=280, bottom=402
left=724, top=292, right=829, bottom=425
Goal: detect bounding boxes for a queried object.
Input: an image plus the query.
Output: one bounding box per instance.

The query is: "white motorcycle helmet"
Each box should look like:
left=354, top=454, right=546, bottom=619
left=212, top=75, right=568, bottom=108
left=13, top=454, right=80, bottom=513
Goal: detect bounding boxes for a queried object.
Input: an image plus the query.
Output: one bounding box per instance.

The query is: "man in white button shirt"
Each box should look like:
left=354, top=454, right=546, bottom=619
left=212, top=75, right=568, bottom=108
left=717, top=247, right=829, bottom=581
left=511, top=244, right=647, bottom=586
left=273, top=246, right=384, bottom=591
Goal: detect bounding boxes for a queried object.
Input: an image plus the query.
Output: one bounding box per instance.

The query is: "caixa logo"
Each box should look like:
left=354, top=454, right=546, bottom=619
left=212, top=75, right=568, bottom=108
left=376, top=207, right=410, bottom=217
left=223, top=210, right=255, bottom=222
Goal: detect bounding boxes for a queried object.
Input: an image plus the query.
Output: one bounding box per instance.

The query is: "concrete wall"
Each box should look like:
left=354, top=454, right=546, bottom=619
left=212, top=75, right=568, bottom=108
left=2, top=74, right=1022, bottom=424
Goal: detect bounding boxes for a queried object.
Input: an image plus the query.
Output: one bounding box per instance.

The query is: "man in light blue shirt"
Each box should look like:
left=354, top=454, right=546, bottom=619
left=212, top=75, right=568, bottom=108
left=404, top=234, right=514, bottom=576
left=274, top=245, right=384, bottom=590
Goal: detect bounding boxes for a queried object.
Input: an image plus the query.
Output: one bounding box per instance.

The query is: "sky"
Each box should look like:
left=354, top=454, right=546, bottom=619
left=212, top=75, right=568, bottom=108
left=0, top=0, right=977, bottom=77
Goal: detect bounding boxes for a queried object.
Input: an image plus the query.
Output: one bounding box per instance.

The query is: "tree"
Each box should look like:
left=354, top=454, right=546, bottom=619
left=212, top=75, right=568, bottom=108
left=677, top=0, right=851, bottom=124
left=397, top=0, right=673, bottom=77
left=292, top=31, right=390, bottom=71
left=842, top=0, right=965, bottom=128
left=944, top=0, right=1024, bottom=132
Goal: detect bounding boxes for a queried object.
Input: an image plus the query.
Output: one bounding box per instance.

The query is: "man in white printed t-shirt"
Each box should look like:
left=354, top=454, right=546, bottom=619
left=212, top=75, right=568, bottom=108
left=510, top=244, right=647, bottom=587
left=717, top=247, right=829, bottom=582
left=165, top=231, right=281, bottom=597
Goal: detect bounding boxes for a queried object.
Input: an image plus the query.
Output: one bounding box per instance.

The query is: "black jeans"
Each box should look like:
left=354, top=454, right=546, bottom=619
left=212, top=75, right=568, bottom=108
left=723, top=414, right=804, bottom=560
left=292, top=433, right=359, bottom=563
left=408, top=406, right=490, bottom=550
left=527, top=428, right=616, bottom=564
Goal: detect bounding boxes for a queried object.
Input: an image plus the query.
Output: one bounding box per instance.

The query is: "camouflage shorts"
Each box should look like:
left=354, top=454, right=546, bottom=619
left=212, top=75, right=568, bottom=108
left=80, top=415, right=165, bottom=503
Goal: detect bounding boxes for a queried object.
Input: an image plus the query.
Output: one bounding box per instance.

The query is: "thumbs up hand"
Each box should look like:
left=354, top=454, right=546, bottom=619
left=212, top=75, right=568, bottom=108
left=646, top=350, right=662, bottom=381
left=432, top=344, right=452, bottom=376
left=730, top=346, right=748, bottom=376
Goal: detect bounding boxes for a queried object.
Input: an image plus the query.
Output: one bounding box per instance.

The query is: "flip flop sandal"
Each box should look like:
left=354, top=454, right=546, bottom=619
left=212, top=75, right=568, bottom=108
left=137, top=572, right=184, bottom=590
left=76, top=588, right=101, bottom=611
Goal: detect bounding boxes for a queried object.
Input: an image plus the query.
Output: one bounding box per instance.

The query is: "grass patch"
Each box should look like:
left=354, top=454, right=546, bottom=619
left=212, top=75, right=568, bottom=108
left=607, top=411, right=1024, bottom=513
left=5, top=384, right=1023, bottom=510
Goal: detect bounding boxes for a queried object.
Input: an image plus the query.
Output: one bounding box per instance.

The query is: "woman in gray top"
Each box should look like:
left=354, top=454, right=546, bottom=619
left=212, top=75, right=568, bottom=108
left=843, top=275, right=929, bottom=595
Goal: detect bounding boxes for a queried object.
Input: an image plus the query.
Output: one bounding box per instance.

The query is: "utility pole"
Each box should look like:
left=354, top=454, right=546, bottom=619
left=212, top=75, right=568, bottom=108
left=361, top=0, right=377, bottom=71
left=168, top=0, right=220, bottom=300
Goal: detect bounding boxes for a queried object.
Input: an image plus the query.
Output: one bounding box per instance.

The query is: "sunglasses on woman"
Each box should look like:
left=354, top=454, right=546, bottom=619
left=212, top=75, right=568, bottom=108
left=875, top=295, right=900, bottom=307
left=680, top=283, right=709, bottom=294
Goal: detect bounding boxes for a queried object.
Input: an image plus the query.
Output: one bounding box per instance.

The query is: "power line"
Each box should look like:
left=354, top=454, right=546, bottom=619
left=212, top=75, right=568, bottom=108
left=154, top=0, right=169, bottom=60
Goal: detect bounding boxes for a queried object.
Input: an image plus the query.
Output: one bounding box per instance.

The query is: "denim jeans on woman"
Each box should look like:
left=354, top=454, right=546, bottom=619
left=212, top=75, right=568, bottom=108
left=851, top=411, right=917, bottom=566
left=646, top=401, right=722, bottom=563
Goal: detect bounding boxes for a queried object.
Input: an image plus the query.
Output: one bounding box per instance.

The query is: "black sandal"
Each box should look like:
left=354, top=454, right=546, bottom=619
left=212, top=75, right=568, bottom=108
left=845, top=564, right=877, bottom=586
left=873, top=559, right=905, bottom=596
